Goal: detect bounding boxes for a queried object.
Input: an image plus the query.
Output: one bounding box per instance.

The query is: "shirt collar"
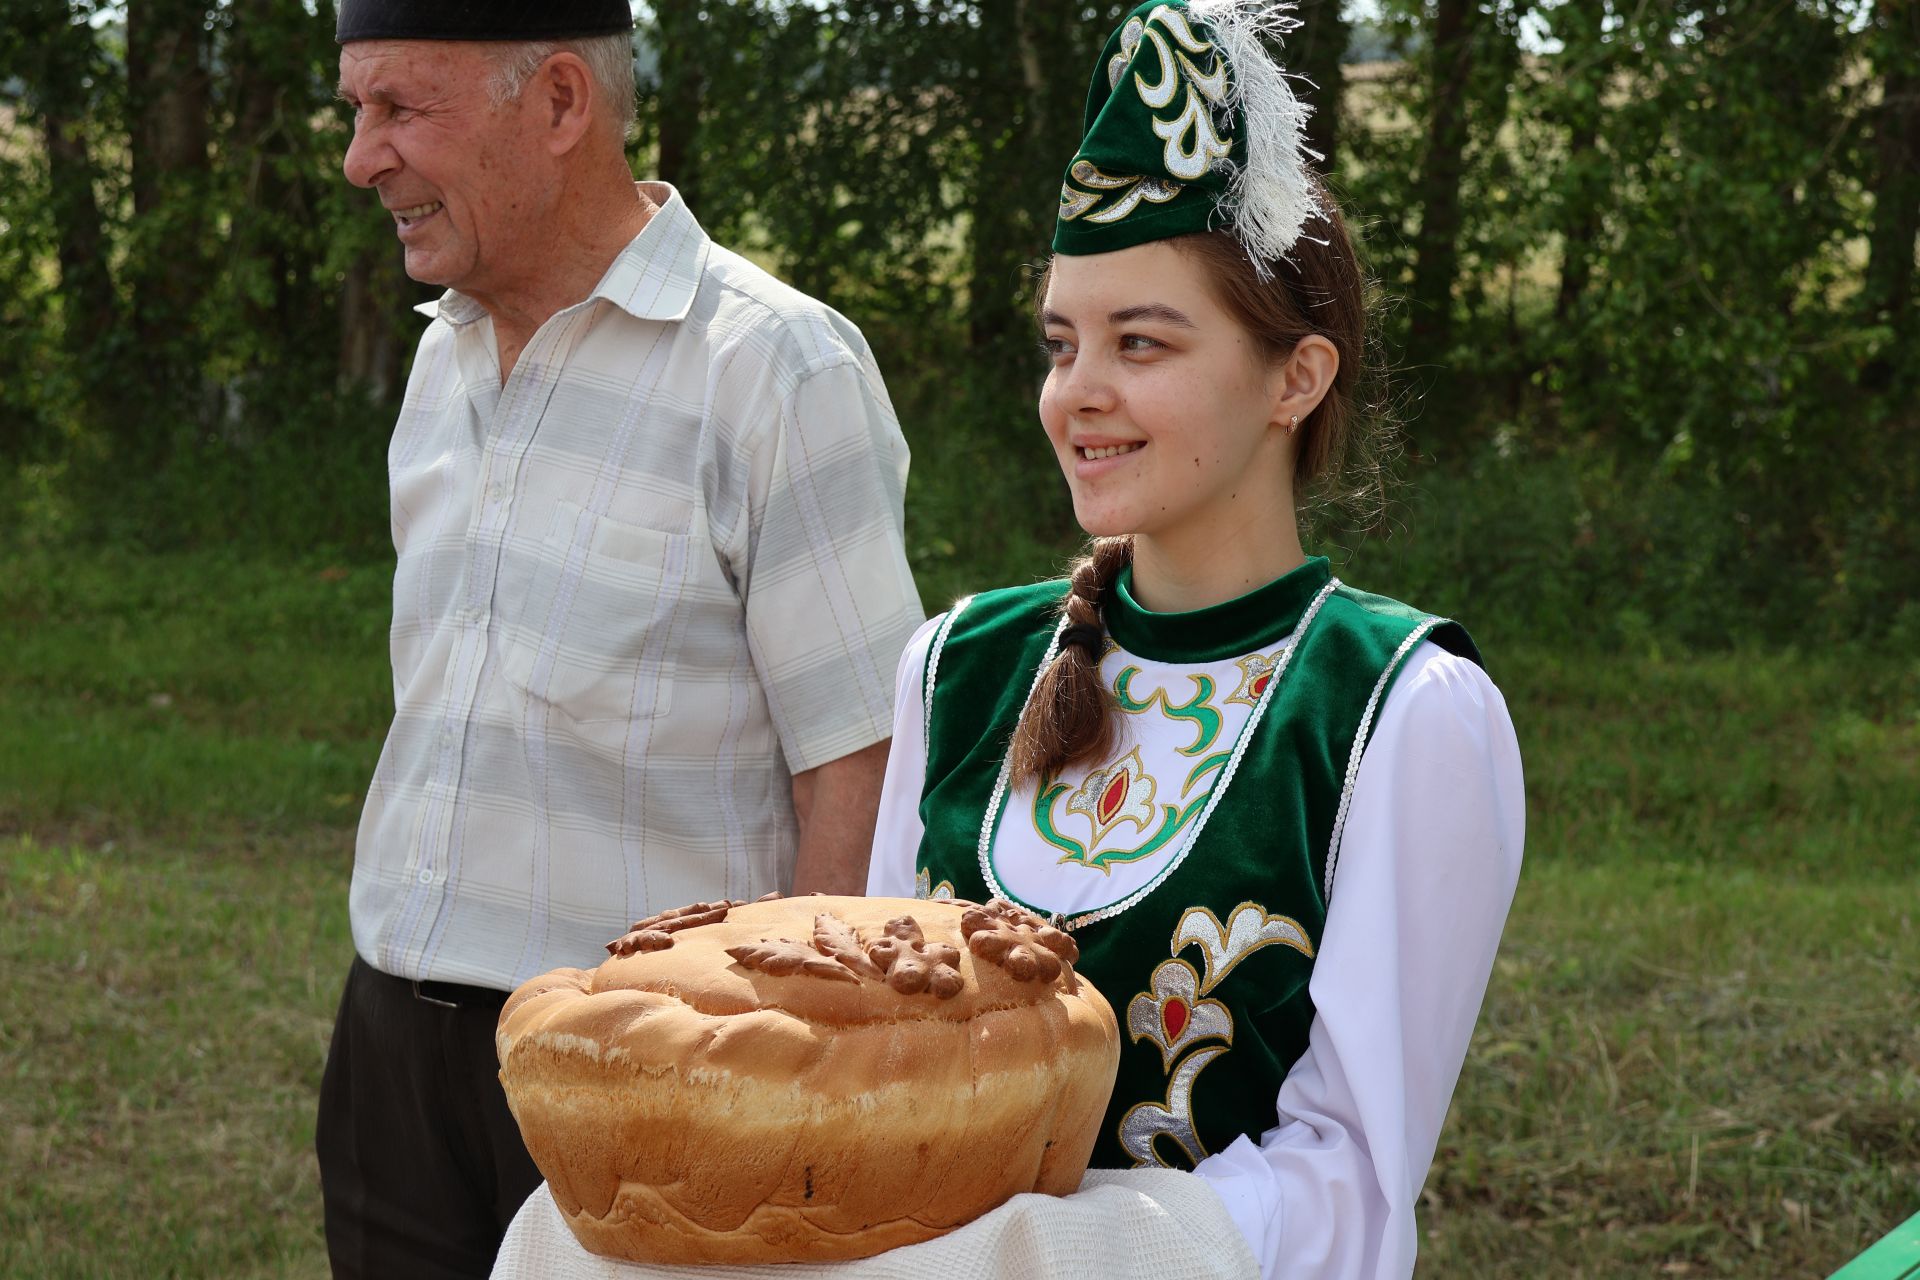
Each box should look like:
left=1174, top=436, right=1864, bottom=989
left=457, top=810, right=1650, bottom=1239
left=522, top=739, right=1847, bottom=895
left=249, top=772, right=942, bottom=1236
left=1104, top=556, right=1333, bottom=664
left=412, top=182, right=709, bottom=327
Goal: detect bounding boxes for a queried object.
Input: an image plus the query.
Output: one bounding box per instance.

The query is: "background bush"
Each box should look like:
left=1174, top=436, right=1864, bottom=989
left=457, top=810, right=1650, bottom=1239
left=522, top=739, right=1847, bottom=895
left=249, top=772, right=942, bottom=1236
left=1, top=0, right=1915, bottom=641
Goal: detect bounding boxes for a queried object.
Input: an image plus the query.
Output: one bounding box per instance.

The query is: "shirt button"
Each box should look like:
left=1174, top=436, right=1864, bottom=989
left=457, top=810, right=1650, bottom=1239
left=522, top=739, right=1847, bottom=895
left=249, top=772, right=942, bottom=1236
left=486, top=483, right=506, bottom=502
left=417, top=869, right=435, bottom=886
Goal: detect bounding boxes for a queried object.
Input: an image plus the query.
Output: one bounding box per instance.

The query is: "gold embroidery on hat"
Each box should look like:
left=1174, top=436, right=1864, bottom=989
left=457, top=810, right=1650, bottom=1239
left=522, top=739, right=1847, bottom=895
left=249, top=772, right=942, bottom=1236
left=1136, top=4, right=1232, bottom=180
left=1071, top=160, right=1136, bottom=190
left=1084, top=177, right=1183, bottom=224
left=1059, top=183, right=1102, bottom=221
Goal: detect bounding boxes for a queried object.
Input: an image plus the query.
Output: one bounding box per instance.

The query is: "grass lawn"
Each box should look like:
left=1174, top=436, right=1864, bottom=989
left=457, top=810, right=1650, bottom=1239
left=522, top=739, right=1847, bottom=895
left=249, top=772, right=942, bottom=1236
left=3, top=549, right=1916, bottom=1278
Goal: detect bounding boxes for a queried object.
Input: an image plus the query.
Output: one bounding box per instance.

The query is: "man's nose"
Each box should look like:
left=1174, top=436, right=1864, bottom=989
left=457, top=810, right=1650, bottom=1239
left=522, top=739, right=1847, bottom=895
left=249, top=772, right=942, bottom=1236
left=342, top=119, right=394, bottom=189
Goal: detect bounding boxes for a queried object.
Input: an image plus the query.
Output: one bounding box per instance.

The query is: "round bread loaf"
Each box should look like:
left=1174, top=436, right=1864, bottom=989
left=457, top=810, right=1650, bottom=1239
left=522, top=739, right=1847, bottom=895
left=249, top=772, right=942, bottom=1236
left=495, top=894, right=1120, bottom=1265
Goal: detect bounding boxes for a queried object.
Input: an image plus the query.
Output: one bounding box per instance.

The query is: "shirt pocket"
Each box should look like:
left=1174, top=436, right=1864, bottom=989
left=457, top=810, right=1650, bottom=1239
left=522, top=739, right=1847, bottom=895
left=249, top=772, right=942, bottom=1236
left=496, top=498, right=694, bottom=744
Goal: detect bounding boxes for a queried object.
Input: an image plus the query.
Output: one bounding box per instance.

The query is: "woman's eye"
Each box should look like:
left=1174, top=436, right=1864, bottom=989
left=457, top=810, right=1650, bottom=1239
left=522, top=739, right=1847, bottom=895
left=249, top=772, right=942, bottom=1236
left=1120, top=334, right=1163, bottom=353
left=1041, top=337, right=1075, bottom=360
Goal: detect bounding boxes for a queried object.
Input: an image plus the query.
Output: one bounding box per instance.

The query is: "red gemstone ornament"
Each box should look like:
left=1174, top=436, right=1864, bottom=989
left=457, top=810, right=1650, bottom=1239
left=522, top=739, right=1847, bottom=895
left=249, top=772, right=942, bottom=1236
left=1098, top=771, right=1129, bottom=825
left=1251, top=673, right=1271, bottom=697
left=1162, top=998, right=1189, bottom=1041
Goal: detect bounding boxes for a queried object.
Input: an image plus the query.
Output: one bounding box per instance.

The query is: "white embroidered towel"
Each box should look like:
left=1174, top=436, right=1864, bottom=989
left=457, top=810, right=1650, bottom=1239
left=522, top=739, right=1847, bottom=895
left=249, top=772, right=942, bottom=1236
left=490, top=1169, right=1259, bottom=1280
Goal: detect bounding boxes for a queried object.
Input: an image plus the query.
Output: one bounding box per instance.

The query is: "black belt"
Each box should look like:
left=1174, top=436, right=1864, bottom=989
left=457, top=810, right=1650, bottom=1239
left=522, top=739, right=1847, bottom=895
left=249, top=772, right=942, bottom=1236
left=354, top=953, right=509, bottom=1010
left=409, top=976, right=509, bottom=1010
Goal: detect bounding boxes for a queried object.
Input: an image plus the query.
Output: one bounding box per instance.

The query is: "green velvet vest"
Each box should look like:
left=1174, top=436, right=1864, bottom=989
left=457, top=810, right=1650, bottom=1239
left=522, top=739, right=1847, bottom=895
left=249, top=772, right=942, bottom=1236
left=914, top=557, right=1479, bottom=1170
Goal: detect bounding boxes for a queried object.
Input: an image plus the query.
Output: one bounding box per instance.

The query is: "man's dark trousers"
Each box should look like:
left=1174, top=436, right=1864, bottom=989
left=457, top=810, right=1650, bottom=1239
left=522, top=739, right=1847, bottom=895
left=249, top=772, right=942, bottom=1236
left=317, top=954, right=543, bottom=1279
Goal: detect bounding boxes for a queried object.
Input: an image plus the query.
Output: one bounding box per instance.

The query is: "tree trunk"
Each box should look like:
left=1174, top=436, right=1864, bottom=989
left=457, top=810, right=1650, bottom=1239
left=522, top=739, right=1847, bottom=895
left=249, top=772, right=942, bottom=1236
left=1291, top=0, right=1350, bottom=169
left=654, top=1, right=707, bottom=211
left=126, top=0, right=212, bottom=450
left=20, top=2, right=119, bottom=363
left=1862, top=3, right=1920, bottom=386
left=1405, top=0, right=1474, bottom=381
left=1554, top=113, right=1599, bottom=325
left=228, top=0, right=310, bottom=338
left=1551, top=2, right=1608, bottom=327
left=44, top=110, right=118, bottom=361
left=965, top=0, right=1042, bottom=358
left=339, top=241, right=412, bottom=404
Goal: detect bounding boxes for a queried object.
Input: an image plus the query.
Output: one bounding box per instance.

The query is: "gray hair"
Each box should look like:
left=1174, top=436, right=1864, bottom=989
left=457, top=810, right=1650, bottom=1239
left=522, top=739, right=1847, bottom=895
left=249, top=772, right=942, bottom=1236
left=486, top=32, right=637, bottom=141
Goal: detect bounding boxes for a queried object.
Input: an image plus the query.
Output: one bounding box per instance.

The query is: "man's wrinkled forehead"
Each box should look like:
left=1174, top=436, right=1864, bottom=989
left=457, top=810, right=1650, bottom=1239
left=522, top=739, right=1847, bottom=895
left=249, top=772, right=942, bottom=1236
left=338, top=39, right=477, bottom=100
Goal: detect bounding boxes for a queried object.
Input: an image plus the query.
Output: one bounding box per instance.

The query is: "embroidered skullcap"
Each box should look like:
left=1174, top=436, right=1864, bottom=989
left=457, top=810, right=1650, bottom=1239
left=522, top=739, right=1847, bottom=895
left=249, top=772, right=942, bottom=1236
left=336, top=0, right=634, bottom=43
left=1054, top=0, right=1322, bottom=274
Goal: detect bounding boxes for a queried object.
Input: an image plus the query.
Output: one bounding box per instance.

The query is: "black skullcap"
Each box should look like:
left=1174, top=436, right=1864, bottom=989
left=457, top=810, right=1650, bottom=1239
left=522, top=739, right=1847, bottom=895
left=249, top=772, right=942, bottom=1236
left=336, top=0, right=634, bottom=44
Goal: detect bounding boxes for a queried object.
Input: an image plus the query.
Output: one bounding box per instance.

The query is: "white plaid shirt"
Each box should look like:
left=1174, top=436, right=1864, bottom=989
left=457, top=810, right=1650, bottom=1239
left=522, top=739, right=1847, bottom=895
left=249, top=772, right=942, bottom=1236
left=351, top=184, right=924, bottom=990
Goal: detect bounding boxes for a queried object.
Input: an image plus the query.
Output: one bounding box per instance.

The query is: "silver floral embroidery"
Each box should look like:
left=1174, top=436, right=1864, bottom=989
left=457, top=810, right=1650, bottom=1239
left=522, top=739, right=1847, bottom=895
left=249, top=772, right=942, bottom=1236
left=1119, top=1044, right=1226, bottom=1168
left=1108, top=14, right=1147, bottom=88
left=1071, top=159, right=1136, bottom=190
left=1138, top=4, right=1232, bottom=180
left=1126, top=959, right=1233, bottom=1071
left=1059, top=184, right=1102, bottom=221
left=1173, top=901, right=1314, bottom=994
left=1084, top=177, right=1184, bottom=224
left=1067, top=4, right=1227, bottom=224
left=913, top=867, right=956, bottom=902
left=1154, top=85, right=1231, bottom=181
left=1059, top=162, right=1182, bottom=225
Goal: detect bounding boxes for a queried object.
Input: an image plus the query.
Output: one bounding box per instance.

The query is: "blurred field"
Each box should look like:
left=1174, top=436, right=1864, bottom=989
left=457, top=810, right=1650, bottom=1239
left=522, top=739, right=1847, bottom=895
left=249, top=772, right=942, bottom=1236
left=2, top=548, right=1916, bottom=1278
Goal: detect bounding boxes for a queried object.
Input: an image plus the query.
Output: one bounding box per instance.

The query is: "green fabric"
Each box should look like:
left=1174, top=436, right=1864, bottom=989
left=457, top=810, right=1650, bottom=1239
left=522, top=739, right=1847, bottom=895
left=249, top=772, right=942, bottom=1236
left=1053, top=0, right=1246, bottom=256
left=915, top=560, right=1479, bottom=1170
left=1106, top=557, right=1334, bottom=663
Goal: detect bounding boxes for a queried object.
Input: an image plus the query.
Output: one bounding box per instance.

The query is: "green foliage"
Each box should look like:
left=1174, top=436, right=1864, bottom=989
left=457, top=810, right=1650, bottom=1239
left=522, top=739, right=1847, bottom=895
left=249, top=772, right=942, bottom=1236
left=1330, top=439, right=1920, bottom=649
left=0, top=0, right=1915, bottom=643
left=1331, top=0, right=1918, bottom=643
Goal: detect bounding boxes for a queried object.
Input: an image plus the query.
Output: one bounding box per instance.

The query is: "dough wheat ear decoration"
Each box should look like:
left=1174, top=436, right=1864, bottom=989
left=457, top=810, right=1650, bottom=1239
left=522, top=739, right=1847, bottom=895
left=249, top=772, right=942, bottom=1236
left=1188, top=0, right=1327, bottom=273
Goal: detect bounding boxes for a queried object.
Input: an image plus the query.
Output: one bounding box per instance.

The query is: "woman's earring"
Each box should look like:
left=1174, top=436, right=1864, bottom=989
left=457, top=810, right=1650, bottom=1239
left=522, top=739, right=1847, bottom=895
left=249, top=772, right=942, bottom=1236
left=1287, top=415, right=1300, bottom=435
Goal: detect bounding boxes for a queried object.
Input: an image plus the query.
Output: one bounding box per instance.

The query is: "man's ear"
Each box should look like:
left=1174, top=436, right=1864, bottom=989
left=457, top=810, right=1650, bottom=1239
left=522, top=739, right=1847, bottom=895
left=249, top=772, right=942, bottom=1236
left=538, top=52, right=597, bottom=154
left=1272, top=334, right=1340, bottom=429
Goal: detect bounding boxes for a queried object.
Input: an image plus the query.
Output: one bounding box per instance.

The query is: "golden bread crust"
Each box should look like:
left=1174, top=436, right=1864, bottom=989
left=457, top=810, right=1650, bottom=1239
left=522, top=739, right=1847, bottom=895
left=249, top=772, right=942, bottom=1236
left=496, top=895, right=1119, bottom=1265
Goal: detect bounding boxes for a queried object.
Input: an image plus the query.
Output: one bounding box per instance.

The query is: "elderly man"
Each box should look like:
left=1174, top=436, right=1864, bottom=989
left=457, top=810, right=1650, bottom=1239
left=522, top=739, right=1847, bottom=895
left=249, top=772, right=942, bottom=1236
left=317, top=3, right=925, bottom=1276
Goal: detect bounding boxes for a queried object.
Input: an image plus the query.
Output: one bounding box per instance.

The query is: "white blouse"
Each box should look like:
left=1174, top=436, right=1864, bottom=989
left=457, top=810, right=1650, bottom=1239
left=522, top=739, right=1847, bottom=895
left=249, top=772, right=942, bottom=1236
left=868, top=613, right=1526, bottom=1280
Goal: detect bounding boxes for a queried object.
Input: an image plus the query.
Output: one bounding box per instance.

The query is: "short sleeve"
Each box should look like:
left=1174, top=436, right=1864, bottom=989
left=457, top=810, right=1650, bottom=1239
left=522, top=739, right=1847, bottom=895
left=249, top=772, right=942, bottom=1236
left=737, top=358, right=926, bottom=773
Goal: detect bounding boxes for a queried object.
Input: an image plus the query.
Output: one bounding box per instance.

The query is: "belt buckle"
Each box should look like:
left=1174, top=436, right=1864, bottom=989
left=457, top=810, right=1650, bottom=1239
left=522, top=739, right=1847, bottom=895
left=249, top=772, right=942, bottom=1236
left=411, top=978, right=461, bottom=1009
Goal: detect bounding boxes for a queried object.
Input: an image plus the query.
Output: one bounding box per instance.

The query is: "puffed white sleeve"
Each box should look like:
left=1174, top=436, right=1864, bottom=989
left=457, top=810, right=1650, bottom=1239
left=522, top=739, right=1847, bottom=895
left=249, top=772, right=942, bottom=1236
left=1190, top=641, right=1526, bottom=1280
left=865, top=614, right=943, bottom=898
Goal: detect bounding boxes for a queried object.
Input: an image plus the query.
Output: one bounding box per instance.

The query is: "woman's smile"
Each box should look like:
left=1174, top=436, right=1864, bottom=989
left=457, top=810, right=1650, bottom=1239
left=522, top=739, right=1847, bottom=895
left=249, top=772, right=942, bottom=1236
left=1075, top=439, right=1148, bottom=468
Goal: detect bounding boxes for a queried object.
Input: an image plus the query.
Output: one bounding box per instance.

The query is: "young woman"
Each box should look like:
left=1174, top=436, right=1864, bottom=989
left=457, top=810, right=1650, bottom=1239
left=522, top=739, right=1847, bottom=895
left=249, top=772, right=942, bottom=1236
left=864, top=2, right=1525, bottom=1276
left=488, top=3, right=1520, bottom=1277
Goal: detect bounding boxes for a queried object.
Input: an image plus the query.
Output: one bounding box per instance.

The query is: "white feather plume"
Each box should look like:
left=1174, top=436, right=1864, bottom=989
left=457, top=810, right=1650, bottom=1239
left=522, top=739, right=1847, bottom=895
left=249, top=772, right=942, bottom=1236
left=1186, top=0, right=1324, bottom=275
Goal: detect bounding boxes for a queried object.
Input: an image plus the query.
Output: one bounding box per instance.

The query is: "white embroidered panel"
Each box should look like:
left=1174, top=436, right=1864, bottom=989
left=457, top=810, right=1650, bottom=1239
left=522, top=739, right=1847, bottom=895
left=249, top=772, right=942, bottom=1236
left=990, top=635, right=1294, bottom=918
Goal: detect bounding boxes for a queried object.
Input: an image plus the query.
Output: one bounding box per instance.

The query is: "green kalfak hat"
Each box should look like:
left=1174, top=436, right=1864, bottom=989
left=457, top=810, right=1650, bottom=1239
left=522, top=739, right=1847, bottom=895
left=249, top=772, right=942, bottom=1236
left=1054, top=0, right=1322, bottom=272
